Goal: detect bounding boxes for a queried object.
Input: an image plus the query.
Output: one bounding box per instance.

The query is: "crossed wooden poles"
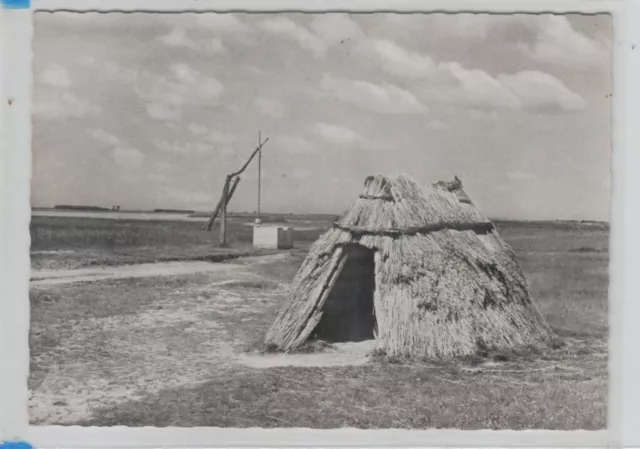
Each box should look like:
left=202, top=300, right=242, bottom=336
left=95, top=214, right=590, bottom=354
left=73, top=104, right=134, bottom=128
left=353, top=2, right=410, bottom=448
left=204, top=135, right=269, bottom=246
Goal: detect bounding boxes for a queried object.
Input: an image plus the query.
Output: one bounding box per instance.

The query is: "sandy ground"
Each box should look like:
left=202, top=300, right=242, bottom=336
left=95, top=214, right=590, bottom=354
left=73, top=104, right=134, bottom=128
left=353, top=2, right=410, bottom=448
left=30, top=253, right=294, bottom=286
left=239, top=340, right=377, bottom=368
left=30, top=261, right=247, bottom=286
left=29, top=252, right=377, bottom=424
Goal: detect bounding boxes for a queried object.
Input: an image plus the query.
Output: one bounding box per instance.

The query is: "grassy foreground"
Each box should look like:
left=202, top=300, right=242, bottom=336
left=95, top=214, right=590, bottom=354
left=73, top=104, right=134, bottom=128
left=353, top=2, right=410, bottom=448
left=29, top=217, right=609, bottom=429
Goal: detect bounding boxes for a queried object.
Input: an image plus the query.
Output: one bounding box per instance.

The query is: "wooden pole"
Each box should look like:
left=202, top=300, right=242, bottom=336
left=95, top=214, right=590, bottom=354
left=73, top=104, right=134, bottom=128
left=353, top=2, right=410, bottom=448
left=229, top=137, right=269, bottom=178
left=219, top=175, right=231, bottom=246
left=206, top=135, right=270, bottom=243
left=204, top=176, right=240, bottom=231
left=257, top=130, right=262, bottom=220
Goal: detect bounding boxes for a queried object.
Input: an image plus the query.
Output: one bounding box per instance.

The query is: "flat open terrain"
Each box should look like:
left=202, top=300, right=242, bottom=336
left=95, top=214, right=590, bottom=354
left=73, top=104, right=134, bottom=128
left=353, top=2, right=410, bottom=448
left=29, top=213, right=609, bottom=429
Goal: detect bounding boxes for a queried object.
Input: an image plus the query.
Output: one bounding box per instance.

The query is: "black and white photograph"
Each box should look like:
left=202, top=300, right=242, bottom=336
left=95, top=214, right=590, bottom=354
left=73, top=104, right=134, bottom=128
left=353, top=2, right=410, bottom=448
left=29, top=11, right=611, bottom=429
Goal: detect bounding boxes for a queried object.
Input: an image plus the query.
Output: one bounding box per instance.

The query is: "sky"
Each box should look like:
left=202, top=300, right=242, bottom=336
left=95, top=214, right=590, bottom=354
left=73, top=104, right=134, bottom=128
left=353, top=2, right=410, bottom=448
left=32, top=12, right=612, bottom=220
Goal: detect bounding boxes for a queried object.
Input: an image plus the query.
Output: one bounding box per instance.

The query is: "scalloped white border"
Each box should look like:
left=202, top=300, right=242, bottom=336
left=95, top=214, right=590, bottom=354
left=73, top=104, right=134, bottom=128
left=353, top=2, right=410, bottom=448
left=1, top=0, right=637, bottom=447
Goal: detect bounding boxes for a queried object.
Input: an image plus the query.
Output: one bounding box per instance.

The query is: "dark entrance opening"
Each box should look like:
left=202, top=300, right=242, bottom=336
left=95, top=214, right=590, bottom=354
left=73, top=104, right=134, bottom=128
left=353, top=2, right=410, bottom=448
left=313, top=244, right=377, bottom=342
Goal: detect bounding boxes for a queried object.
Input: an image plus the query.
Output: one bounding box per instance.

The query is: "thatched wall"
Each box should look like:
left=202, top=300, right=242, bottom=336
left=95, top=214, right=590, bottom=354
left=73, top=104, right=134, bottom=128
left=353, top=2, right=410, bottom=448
left=263, top=174, right=554, bottom=358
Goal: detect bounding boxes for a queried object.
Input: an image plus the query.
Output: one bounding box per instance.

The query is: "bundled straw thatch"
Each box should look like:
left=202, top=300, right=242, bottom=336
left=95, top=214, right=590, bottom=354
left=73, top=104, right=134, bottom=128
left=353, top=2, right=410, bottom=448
left=264, top=174, right=554, bottom=358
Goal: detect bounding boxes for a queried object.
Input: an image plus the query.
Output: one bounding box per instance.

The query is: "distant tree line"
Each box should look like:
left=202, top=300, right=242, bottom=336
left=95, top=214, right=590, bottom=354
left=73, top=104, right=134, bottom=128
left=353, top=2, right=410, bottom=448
left=153, top=209, right=196, bottom=214
left=54, top=205, right=111, bottom=211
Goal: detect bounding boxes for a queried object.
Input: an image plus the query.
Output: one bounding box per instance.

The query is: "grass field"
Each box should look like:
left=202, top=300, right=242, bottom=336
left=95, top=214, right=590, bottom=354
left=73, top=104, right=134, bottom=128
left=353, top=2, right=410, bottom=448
left=28, top=214, right=609, bottom=429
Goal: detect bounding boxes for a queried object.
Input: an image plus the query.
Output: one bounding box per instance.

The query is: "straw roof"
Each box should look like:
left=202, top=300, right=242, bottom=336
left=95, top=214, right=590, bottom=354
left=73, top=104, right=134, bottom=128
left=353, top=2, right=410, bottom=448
left=264, top=174, right=554, bottom=358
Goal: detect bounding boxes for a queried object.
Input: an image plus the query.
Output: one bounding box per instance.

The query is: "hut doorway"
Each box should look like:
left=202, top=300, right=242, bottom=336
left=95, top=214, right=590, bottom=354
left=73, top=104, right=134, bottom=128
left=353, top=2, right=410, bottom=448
left=313, top=244, right=377, bottom=342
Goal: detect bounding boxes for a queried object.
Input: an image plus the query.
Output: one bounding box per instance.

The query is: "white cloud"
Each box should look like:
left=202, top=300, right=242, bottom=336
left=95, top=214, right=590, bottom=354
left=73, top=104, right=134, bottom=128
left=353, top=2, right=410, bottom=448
left=152, top=138, right=212, bottom=154
left=497, top=70, right=587, bottom=111
left=210, top=38, right=226, bottom=54
left=206, top=130, right=236, bottom=144
left=261, top=15, right=364, bottom=58
left=160, top=28, right=194, bottom=47
left=419, top=60, right=586, bottom=113
left=440, top=62, right=522, bottom=109
left=40, top=64, right=71, bottom=87
left=363, top=38, right=437, bottom=80
left=468, top=109, right=500, bottom=121
left=521, top=15, right=608, bottom=69
left=428, top=119, right=450, bottom=130
left=188, top=123, right=209, bottom=136
left=33, top=92, right=102, bottom=119
left=195, top=14, right=252, bottom=35
left=160, top=27, right=226, bottom=54
left=276, top=135, right=316, bottom=154
left=228, top=105, right=242, bottom=116
left=254, top=97, right=284, bottom=118
left=309, top=14, right=364, bottom=47
left=146, top=103, right=181, bottom=120
left=171, top=64, right=224, bottom=98
left=260, top=17, right=326, bottom=58
left=506, top=171, right=537, bottom=180
left=88, top=129, right=119, bottom=146
left=292, top=168, right=312, bottom=180
left=104, top=62, right=138, bottom=84
left=313, top=123, right=366, bottom=145
left=380, top=13, right=494, bottom=42
left=138, top=64, right=224, bottom=120
left=113, top=148, right=144, bottom=168
left=188, top=124, right=235, bottom=143
left=321, top=75, right=426, bottom=115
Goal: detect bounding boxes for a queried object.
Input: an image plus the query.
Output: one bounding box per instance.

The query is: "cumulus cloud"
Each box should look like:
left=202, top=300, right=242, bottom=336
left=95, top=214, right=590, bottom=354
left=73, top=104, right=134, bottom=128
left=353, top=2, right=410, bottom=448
left=497, top=70, right=587, bottom=111
left=88, top=129, right=119, bottom=146
left=113, top=147, right=144, bottom=168
left=468, top=109, right=500, bottom=121
left=418, top=60, right=586, bottom=112
left=309, top=14, right=364, bottom=47
left=160, top=27, right=226, bottom=54
left=206, top=130, right=236, bottom=144
left=362, top=38, right=438, bottom=80
left=255, top=97, right=284, bottom=118
left=146, top=103, right=181, bottom=120
left=313, top=123, right=367, bottom=145
left=362, top=36, right=586, bottom=113
left=520, top=15, right=608, bottom=69
left=321, top=74, right=426, bottom=115
left=438, top=62, right=522, bottom=109
left=195, top=14, right=252, bottom=35
left=261, top=15, right=364, bottom=58
left=276, top=135, right=316, bottom=154
left=33, top=92, right=102, bottom=119
left=506, top=171, right=537, bottom=180
left=40, top=64, right=72, bottom=87
left=261, top=17, right=326, bottom=58
left=380, top=13, right=495, bottom=42
left=188, top=124, right=235, bottom=144
left=210, top=38, right=226, bottom=54
left=188, top=123, right=208, bottom=136
left=138, top=64, right=224, bottom=120
left=428, top=119, right=449, bottom=130
left=160, top=28, right=195, bottom=47
left=292, top=168, right=312, bottom=180
left=152, top=138, right=212, bottom=154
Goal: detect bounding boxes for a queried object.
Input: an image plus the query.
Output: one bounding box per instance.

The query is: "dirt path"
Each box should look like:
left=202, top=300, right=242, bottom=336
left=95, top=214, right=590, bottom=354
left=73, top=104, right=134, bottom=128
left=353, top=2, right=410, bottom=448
left=28, top=251, right=376, bottom=425
left=30, top=253, right=290, bottom=286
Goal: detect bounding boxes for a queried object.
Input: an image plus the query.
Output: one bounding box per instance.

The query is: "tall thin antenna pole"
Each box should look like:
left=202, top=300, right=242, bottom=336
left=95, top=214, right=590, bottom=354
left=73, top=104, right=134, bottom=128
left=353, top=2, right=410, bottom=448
left=257, top=130, right=262, bottom=220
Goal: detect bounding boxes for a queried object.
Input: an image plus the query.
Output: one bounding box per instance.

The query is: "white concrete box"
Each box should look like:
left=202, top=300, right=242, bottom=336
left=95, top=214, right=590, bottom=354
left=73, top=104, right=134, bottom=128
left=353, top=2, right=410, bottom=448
left=253, top=225, right=294, bottom=249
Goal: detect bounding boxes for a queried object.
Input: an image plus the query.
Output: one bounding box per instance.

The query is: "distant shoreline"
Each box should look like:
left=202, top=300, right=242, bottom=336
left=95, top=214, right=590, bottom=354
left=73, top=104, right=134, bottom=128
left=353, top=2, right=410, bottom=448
left=30, top=208, right=609, bottom=228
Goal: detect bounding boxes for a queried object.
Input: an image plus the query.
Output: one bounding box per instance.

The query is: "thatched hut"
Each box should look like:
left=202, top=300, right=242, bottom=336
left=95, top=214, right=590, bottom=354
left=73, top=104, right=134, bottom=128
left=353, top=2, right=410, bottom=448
left=264, top=174, right=554, bottom=358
